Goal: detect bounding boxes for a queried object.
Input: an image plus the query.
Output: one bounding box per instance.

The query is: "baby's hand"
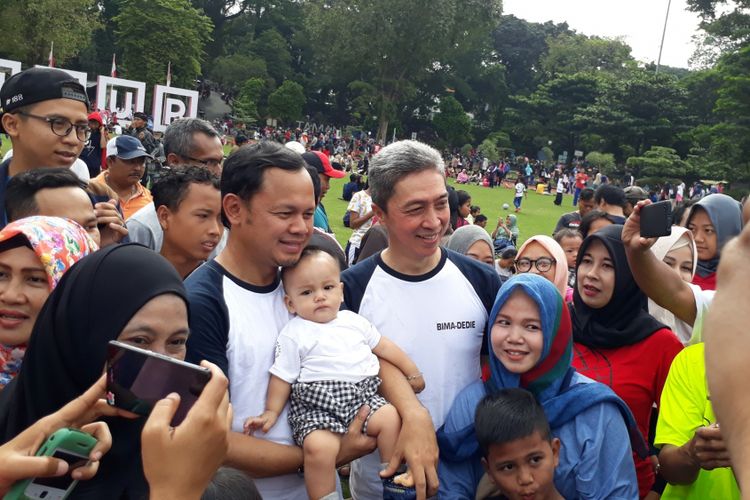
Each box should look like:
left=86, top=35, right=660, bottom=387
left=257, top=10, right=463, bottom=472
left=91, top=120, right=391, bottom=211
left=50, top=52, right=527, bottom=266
left=243, top=410, right=278, bottom=434
left=393, top=469, right=415, bottom=487
left=407, top=374, right=425, bottom=394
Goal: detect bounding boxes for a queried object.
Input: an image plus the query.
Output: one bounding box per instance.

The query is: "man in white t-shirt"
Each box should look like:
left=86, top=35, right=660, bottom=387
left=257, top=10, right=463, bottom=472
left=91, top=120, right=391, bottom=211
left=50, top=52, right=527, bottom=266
left=342, top=140, right=501, bottom=499
left=346, top=187, right=374, bottom=264
left=184, top=142, right=374, bottom=499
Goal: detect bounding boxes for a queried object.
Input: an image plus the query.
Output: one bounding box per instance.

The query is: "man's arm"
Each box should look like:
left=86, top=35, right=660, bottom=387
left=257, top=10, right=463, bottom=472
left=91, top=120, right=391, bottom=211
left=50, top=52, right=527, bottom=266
left=705, top=223, right=750, bottom=490
left=621, top=200, right=697, bottom=325
left=378, top=360, right=439, bottom=500
left=349, top=209, right=374, bottom=229
left=227, top=406, right=377, bottom=477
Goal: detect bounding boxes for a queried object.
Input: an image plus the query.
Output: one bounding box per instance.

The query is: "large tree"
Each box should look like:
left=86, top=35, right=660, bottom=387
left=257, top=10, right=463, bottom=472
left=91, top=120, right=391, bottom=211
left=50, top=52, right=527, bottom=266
left=0, top=0, right=101, bottom=66
left=433, top=96, right=472, bottom=147
left=115, top=0, right=213, bottom=89
left=268, top=80, right=305, bottom=124
left=305, top=0, right=502, bottom=142
left=576, top=70, right=688, bottom=159
left=687, top=0, right=750, bottom=46
left=508, top=72, right=601, bottom=158
left=491, top=15, right=571, bottom=94
left=540, top=34, right=634, bottom=78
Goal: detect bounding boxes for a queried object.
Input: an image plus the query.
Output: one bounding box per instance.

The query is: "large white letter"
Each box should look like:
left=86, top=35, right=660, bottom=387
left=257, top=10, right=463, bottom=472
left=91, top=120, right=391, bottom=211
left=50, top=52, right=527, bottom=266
left=0, top=59, right=22, bottom=87
left=151, top=85, right=199, bottom=132
left=34, top=65, right=87, bottom=88
left=96, top=76, right=146, bottom=125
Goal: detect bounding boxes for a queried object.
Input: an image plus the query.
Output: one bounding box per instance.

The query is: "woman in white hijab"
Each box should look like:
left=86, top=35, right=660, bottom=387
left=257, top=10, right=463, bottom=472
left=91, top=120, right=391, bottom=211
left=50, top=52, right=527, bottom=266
left=648, top=227, right=698, bottom=344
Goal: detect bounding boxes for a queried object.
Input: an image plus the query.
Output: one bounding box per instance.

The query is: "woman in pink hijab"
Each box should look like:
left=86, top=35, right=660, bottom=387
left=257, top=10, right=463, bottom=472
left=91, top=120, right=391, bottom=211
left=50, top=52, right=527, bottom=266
left=515, top=235, right=571, bottom=301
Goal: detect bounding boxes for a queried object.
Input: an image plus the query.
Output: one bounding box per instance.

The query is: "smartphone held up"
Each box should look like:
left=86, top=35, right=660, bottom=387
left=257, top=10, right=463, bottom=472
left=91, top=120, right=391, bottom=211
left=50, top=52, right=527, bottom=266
left=105, top=340, right=211, bottom=426
left=639, top=200, right=673, bottom=238
left=3, top=428, right=97, bottom=500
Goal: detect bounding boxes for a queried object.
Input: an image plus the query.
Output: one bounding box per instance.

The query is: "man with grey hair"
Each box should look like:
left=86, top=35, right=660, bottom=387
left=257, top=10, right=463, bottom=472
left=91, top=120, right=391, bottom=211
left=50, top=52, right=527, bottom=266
left=163, top=117, right=224, bottom=175
left=126, top=117, right=226, bottom=251
left=341, top=140, right=501, bottom=498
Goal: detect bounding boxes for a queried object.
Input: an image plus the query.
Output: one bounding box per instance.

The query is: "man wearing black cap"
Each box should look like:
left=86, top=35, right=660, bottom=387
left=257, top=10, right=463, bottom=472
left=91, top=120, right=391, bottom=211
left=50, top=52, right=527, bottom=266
left=302, top=150, right=345, bottom=233
left=623, top=185, right=648, bottom=217
left=125, top=111, right=157, bottom=154
left=0, top=67, right=91, bottom=225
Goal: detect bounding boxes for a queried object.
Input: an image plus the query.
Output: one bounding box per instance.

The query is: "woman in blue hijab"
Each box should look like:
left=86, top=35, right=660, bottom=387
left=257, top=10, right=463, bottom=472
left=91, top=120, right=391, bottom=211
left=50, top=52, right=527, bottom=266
left=437, top=273, right=644, bottom=498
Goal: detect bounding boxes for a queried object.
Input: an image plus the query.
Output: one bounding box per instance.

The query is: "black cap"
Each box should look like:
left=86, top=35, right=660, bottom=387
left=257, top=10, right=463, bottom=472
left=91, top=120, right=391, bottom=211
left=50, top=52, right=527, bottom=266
left=133, top=111, right=148, bottom=121
left=0, top=67, right=89, bottom=114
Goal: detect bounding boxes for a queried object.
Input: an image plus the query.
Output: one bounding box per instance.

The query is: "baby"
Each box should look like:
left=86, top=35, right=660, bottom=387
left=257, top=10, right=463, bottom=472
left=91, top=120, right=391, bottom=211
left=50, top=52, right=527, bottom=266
left=244, top=246, right=422, bottom=500
left=554, top=229, right=583, bottom=289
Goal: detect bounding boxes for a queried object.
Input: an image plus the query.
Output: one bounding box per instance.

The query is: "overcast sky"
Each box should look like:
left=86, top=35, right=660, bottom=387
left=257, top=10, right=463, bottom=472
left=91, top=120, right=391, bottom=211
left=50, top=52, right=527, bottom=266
left=502, top=0, right=703, bottom=68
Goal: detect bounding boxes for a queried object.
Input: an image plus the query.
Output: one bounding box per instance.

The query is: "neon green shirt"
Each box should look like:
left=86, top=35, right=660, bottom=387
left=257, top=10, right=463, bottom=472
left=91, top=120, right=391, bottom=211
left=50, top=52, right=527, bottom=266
left=655, top=343, right=740, bottom=499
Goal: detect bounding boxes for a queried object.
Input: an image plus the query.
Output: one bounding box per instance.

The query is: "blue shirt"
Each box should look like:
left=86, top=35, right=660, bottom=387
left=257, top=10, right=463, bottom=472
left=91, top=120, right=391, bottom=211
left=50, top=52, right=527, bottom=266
left=0, top=159, right=11, bottom=228
left=438, top=379, right=639, bottom=499
left=313, top=203, right=331, bottom=232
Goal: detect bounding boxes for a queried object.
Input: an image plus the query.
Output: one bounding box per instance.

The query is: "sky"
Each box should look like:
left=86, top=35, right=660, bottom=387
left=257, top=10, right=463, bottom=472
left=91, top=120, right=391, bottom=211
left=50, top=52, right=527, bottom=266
left=502, top=0, right=703, bottom=68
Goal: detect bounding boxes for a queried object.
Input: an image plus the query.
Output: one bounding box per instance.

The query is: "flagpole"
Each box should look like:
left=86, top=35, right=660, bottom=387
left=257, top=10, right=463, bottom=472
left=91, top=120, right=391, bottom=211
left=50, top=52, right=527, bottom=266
left=166, top=61, right=171, bottom=87
left=48, top=41, right=55, bottom=68
left=656, top=0, right=672, bottom=73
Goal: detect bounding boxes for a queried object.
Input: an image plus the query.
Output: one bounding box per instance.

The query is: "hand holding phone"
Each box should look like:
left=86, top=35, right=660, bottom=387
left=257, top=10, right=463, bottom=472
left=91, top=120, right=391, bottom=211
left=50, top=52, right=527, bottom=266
left=106, top=341, right=211, bottom=425
left=639, top=200, right=673, bottom=238
left=141, top=361, right=230, bottom=500
left=0, top=374, right=136, bottom=498
left=3, top=428, right=97, bottom=500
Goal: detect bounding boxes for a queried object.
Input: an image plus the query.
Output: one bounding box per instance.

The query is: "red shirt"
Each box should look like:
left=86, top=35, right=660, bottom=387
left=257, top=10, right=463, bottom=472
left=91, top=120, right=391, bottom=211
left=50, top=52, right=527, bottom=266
left=572, top=328, right=683, bottom=498
left=575, top=173, right=588, bottom=189
left=692, top=272, right=716, bottom=291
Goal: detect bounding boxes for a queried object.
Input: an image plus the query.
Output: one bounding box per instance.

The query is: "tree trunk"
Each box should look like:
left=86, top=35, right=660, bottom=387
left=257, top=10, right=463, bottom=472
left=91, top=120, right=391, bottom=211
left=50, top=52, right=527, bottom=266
left=376, top=116, right=389, bottom=144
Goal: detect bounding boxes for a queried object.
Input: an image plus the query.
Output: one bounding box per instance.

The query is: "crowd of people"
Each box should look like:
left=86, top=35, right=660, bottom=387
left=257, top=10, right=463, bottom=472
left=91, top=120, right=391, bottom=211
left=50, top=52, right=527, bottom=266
left=1, top=65, right=750, bottom=500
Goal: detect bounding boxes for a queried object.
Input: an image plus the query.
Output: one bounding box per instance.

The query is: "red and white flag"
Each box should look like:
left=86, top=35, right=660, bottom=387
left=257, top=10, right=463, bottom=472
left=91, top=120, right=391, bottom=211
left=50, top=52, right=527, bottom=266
left=48, top=42, right=55, bottom=68
left=166, top=61, right=172, bottom=87
left=111, top=54, right=117, bottom=78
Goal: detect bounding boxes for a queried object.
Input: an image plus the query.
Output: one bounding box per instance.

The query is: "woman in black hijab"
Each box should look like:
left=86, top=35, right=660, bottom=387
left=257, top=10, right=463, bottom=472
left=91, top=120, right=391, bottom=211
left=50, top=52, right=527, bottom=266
left=0, top=243, right=188, bottom=499
left=569, top=225, right=683, bottom=498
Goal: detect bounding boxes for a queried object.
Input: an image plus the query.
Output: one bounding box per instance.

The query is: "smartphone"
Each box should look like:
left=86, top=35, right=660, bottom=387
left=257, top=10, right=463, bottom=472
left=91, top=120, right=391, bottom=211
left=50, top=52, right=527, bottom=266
left=105, top=340, right=211, bottom=425
left=640, top=200, right=673, bottom=238
left=4, top=428, right=97, bottom=500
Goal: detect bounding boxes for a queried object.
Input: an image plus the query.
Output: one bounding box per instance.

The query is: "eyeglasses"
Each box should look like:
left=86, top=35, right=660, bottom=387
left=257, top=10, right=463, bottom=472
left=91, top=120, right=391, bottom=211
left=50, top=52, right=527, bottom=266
left=186, top=156, right=224, bottom=168
left=15, top=111, right=91, bottom=142
left=515, top=257, right=556, bottom=273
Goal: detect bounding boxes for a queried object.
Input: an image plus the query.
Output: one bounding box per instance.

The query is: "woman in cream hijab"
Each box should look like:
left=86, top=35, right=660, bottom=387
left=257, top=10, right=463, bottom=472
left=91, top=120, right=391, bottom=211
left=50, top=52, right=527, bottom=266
left=649, top=227, right=698, bottom=344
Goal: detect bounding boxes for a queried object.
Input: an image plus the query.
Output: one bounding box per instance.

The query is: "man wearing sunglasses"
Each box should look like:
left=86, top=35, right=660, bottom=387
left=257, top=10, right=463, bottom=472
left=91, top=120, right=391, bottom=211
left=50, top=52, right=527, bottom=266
left=0, top=67, right=91, bottom=227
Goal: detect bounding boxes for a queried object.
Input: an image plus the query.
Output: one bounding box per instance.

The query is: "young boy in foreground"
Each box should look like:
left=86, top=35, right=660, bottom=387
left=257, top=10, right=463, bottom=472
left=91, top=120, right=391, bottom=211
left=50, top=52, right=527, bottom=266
left=475, top=388, right=563, bottom=500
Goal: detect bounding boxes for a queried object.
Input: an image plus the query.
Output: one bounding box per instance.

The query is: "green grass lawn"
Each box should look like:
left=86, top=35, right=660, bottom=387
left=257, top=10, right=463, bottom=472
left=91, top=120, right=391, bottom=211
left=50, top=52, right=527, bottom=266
left=323, top=177, right=576, bottom=249
left=1, top=134, right=577, bottom=249
left=0, top=137, right=10, bottom=158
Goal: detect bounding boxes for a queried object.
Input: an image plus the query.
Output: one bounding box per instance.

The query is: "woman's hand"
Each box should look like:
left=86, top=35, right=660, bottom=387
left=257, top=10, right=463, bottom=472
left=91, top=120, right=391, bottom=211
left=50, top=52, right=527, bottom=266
left=0, top=375, right=137, bottom=495
left=142, top=361, right=231, bottom=500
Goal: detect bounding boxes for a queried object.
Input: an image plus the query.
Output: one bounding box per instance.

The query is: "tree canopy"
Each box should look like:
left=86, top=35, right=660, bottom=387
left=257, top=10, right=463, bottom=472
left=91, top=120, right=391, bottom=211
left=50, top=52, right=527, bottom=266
left=2, top=0, right=750, bottom=182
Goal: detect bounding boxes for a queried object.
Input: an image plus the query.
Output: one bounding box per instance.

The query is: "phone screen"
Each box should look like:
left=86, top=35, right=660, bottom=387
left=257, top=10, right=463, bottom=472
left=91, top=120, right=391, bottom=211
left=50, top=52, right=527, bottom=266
left=106, top=344, right=210, bottom=425
left=30, top=449, right=87, bottom=490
